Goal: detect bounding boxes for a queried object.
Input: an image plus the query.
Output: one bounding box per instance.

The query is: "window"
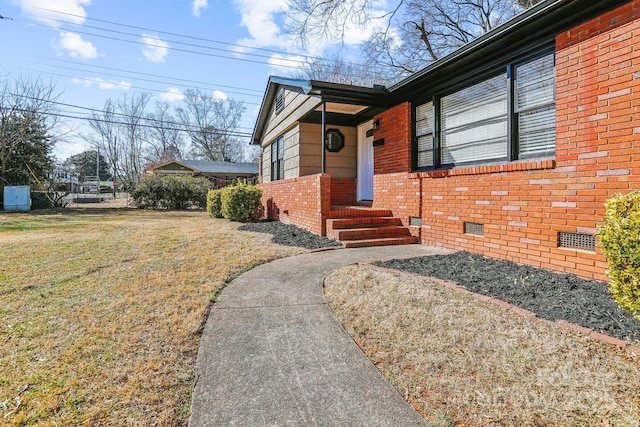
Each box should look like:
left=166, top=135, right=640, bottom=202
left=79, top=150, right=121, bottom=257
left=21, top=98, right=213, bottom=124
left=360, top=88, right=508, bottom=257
left=415, top=102, right=434, bottom=168
left=441, top=74, right=508, bottom=165
left=275, top=88, right=285, bottom=113
left=270, top=136, right=284, bottom=181
left=515, top=53, right=556, bottom=158
left=414, top=50, right=555, bottom=169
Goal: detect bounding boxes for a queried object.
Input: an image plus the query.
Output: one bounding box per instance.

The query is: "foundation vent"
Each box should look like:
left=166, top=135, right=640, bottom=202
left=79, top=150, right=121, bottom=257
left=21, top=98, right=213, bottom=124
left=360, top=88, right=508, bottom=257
left=558, top=232, right=595, bottom=252
left=464, top=222, right=484, bottom=236
left=409, top=216, right=422, bottom=227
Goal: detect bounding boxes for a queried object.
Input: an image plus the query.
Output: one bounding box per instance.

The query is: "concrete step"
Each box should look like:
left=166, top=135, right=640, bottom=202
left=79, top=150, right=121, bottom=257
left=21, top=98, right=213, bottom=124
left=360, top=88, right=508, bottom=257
left=342, top=236, right=419, bottom=248
left=329, top=226, right=412, bottom=241
left=327, top=216, right=402, bottom=231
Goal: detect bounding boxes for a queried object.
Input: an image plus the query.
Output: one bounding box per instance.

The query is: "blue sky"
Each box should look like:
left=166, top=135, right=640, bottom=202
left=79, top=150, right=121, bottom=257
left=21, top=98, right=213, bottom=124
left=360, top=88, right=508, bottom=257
left=0, top=0, right=382, bottom=160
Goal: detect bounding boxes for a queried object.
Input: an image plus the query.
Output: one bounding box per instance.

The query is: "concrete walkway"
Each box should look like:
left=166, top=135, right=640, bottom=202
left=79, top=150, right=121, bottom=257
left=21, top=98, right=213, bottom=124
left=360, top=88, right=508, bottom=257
left=189, top=245, right=446, bottom=426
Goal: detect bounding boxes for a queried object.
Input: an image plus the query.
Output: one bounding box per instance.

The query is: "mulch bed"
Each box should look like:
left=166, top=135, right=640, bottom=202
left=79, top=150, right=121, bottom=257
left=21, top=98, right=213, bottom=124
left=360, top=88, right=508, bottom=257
left=238, top=221, right=343, bottom=250
left=376, top=251, right=640, bottom=343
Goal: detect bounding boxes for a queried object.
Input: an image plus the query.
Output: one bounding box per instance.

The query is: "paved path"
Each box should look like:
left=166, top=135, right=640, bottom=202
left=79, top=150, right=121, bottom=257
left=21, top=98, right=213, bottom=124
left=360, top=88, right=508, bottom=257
left=190, top=245, right=446, bottom=426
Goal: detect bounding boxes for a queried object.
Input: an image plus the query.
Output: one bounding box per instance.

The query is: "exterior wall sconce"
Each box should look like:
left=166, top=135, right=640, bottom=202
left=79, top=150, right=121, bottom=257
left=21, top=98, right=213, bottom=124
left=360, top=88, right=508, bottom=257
left=372, top=119, right=380, bottom=130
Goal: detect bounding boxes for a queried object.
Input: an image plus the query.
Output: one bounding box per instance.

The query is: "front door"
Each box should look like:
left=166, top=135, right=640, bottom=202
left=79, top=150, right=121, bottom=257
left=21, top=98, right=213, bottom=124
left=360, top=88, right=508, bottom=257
left=357, top=122, right=374, bottom=201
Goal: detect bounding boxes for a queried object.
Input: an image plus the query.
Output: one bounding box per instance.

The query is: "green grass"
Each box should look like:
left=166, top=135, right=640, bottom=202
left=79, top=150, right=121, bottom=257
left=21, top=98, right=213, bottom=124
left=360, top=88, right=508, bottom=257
left=0, top=210, right=304, bottom=425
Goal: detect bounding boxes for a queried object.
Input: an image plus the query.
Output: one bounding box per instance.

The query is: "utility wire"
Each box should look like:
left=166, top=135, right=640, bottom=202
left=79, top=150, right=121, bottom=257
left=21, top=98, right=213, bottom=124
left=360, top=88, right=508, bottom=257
left=22, top=60, right=263, bottom=99
left=35, top=22, right=305, bottom=70
left=33, top=7, right=356, bottom=67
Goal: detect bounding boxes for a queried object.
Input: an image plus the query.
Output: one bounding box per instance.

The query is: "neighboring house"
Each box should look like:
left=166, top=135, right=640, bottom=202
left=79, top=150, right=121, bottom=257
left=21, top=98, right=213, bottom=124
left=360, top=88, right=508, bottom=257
left=252, top=0, right=640, bottom=282
left=148, top=159, right=259, bottom=187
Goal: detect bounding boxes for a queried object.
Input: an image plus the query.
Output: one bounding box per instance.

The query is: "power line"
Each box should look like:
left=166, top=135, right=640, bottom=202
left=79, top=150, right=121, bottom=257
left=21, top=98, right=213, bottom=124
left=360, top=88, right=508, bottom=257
left=35, top=21, right=305, bottom=70
left=33, top=7, right=353, bottom=66
left=11, top=65, right=263, bottom=106
left=23, top=59, right=263, bottom=99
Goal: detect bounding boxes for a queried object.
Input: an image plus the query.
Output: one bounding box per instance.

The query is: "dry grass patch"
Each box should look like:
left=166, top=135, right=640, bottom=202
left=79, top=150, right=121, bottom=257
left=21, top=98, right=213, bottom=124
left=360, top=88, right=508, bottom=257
left=0, top=210, right=304, bottom=425
left=324, top=264, right=640, bottom=426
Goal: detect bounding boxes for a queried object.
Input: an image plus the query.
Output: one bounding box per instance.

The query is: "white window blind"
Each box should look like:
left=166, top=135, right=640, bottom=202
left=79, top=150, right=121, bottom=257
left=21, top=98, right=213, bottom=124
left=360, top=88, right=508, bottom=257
left=516, top=53, right=555, bottom=156
left=415, top=101, right=434, bottom=167
left=441, top=74, right=508, bottom=165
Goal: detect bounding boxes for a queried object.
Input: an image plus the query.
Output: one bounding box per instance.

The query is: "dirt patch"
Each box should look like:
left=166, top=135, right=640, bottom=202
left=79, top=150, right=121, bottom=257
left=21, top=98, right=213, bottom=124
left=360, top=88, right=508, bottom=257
left=376, top=251, right=640, bottom=343
left=238, top=220, right=342, bottom=249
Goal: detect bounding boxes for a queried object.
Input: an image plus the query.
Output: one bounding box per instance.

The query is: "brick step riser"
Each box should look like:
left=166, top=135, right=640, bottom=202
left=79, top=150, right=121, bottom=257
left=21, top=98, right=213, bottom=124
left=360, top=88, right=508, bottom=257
left=328, top=210, right=393, bottom=219
left=327, top=217, right=402, bottom=230
left=330, top=227, right=412, bottom=241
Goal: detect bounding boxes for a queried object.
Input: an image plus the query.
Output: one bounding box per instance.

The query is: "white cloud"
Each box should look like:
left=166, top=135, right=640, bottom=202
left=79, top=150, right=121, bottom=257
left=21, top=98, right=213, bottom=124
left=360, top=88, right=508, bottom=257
left=72, top=77, right=132, bottom=90
left=233, top=0, right=289, bottom=49
left=55, top=31, right=97, bottom=59
left=159, top=87, right=185, bottom=102
left=141, top=33, right=169, bottom=63
left=212, top=90, right=228, bottom=101
left=192, top=0, right=207, bottom=17
left=14, top=0, right=91, bottom=26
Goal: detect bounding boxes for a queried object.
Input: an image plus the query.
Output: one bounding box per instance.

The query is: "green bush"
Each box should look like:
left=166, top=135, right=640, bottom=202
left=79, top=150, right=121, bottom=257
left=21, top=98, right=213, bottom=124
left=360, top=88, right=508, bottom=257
left=598, top=191, right=640, bottom=319
left=207, top=189, right=223, bottom=218
left=131, top=174, right=213, bottom=210
left=219, top=182, right=262, bottom=222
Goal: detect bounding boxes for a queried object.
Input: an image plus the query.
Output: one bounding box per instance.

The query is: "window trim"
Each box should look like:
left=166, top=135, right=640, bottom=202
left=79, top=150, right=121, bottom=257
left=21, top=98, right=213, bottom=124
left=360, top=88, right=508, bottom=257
left=412, top=48, right=555, bottom=172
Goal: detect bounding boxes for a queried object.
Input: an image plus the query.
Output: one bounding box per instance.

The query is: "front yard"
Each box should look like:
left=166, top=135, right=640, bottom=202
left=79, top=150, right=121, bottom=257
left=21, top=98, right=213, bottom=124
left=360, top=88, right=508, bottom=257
left=0, top=210, right=304, bottom=425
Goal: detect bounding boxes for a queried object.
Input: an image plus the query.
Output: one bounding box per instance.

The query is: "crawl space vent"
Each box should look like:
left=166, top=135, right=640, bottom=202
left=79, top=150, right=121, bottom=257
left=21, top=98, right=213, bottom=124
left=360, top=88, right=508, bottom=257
left=464, top=222, right=484, bottom=236
left=558, top=232, right=595, bottom=252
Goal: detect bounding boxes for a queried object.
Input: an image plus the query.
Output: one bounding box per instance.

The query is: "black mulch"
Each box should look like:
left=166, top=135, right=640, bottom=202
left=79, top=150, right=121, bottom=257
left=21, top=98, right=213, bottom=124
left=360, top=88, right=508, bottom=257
left=376, top=251, right=640, bottom=343
left=238, top=220, right=343, bottom=250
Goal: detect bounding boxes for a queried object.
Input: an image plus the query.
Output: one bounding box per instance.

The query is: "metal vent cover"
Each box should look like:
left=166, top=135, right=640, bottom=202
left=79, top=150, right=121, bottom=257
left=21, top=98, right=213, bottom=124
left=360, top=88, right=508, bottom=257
left=558, top=232, right=595, bottom=252
left=409, top=216, right=422, bottom=227
left=464, top=222, right=484, bottom=236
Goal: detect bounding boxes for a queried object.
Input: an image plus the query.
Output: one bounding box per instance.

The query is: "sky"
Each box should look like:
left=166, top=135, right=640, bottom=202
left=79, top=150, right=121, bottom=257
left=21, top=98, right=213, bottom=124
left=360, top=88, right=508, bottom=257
left=0, top=0, right=386, bottom=161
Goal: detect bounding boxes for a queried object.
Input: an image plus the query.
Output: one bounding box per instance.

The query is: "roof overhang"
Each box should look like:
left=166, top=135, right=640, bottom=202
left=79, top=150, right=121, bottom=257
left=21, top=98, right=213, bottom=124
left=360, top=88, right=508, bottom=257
left=251, top=77, right=389, bottom=145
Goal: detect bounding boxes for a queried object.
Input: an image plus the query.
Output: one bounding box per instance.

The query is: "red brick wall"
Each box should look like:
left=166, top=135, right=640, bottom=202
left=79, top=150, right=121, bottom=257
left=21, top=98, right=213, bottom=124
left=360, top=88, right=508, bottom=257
left=330, top=178, right=357, bottom=206
left=258, top=174, right=330, bottom=236
left=373, top=103, right=411, bottom=174
left=372, top=3, right=640, bottom=281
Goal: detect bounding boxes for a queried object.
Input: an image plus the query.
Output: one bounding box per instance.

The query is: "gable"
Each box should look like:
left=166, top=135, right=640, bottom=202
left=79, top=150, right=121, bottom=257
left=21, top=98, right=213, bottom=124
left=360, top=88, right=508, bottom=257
left=154, top=162, right=197, bottom=172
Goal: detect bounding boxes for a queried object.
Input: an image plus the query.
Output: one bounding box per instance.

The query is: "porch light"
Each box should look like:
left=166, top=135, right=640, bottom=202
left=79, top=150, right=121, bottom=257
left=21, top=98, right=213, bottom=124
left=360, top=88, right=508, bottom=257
left=372, top=119, right=380, bottom=130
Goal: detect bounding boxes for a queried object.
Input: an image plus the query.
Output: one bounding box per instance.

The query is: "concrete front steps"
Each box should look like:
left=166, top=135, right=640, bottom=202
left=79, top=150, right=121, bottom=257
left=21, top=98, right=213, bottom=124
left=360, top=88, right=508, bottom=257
left=327, top=206, right=419, bottom=248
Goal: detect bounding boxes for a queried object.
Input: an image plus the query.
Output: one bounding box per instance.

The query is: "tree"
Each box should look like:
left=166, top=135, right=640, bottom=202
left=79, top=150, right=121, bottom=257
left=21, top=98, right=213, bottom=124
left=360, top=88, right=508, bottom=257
left=145, top=100, right=185, bottom=163
left=296, top=54, right=390, bottom=87
left=86, top=93, right=151, bottom=190
left=64, top=150, right=112, bottom=181
left=286, top=0, right=541, bottom=80
left=0, top=76, right=59, bottom=207
left=177, top=90, right=246, bottom=162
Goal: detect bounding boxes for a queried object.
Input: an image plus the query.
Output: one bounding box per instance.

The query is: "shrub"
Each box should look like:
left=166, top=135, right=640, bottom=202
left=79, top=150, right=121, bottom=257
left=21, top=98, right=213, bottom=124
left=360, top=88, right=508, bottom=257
left=219, top=182, right=262, bottom=222
left=598, top=191, right=640, bottom=319
left=206, top=189, right=223, bottom=218
left=131, top=174, right=213, bottom=210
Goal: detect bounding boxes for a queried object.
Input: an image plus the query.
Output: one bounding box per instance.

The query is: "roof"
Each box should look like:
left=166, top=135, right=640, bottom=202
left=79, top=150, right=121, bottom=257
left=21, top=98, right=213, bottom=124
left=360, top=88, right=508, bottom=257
left=251, top=0, right=631, bottom=145
left=251, top=77, right=389, bottom=145
left=153, top=160, right=258, bottom=175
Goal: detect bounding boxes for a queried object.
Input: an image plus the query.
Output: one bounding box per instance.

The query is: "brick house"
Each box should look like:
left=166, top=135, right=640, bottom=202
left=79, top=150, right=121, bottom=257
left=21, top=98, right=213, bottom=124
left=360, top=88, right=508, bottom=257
left=252, top=0, right=640, bottom=281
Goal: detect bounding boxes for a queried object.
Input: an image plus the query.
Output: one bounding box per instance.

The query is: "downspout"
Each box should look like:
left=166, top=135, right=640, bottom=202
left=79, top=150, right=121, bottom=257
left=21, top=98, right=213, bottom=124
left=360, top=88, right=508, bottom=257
left=321, top=100, right=326, bottom=174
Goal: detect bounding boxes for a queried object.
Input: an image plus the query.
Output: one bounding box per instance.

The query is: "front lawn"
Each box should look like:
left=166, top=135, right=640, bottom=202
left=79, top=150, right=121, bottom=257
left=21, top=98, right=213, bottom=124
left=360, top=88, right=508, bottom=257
left=0, top=210, right=304, bottom=425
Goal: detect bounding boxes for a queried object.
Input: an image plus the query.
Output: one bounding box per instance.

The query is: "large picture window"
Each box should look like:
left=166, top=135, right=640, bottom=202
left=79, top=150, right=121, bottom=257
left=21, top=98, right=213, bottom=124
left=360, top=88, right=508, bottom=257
left=414, top=51, right=555, bottom=169
left=270, top=136, right=284, bottom=180
left=441, top=74, right=508, bottom=165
